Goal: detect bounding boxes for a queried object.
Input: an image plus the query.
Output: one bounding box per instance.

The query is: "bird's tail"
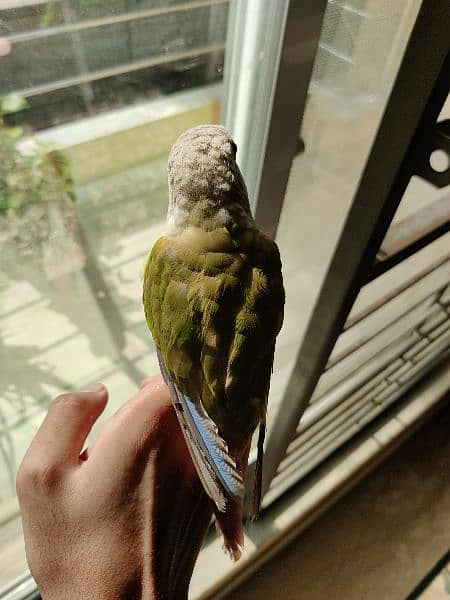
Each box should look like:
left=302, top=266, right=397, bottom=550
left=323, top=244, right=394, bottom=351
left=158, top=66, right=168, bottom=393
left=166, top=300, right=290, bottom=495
left=157, top=349, right=252, bottom=560
left=213, top=497, right=244, bottom=561
left=213, top=441, right=250, bottom=561
left=157, top=350, right=243, bottom=508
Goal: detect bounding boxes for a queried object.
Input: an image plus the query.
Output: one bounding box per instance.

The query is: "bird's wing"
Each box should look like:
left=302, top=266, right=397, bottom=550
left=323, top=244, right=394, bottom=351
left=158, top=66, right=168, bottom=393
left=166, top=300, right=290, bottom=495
left=157, top=348, right=243, bottom=509
left=143, top=230, right=284, bottom=519
left=219, top=230, right=284, bottom=517
left=143, top=233, right=245, bottom=510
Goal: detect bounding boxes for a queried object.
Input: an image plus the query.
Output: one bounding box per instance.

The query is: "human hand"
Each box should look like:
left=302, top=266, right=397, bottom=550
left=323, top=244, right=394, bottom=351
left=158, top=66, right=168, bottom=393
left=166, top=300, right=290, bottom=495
left=16, top=375, right=213, bottom=600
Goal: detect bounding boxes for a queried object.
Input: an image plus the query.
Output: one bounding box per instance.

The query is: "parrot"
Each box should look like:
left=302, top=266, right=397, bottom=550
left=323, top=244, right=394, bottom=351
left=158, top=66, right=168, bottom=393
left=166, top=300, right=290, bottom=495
left=142, top=124, right=285, bottom=559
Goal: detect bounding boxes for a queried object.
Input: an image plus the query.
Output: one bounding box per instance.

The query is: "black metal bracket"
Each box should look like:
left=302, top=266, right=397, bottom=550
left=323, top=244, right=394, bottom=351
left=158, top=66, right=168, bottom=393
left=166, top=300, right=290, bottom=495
left=415, top=118, right=450, bottom=188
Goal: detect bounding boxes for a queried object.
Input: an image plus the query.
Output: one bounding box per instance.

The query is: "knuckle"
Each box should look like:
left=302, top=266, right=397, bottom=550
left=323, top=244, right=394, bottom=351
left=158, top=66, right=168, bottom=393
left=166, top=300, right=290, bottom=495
left=39, top=463, right=62, bottom=491
left=16, top=458, right=62, bottom=496
left=15, top=464, right=28, bottom=497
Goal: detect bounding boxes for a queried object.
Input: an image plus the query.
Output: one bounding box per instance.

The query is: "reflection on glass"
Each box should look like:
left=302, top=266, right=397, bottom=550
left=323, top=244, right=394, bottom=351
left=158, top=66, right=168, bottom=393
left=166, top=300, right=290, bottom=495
left=269, top=0, right=422, bottom=429
left=1, top=0, right=227, bottom=128
left=0, top=0, right=228, bottom=587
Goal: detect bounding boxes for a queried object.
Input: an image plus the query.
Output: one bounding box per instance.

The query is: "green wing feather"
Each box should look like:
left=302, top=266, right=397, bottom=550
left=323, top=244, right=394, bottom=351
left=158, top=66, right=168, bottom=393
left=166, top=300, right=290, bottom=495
left=143, top=225, right=284, bottom=451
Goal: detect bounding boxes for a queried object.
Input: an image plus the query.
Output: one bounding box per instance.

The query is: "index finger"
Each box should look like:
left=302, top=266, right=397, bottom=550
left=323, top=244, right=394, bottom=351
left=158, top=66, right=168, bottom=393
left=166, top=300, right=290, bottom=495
left=83, top=375, right=190, bottom=479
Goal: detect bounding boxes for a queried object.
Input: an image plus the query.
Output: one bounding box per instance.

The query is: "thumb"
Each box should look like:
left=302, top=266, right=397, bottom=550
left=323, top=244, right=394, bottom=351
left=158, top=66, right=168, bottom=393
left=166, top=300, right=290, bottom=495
left=27, top=384, right=108, bottom=468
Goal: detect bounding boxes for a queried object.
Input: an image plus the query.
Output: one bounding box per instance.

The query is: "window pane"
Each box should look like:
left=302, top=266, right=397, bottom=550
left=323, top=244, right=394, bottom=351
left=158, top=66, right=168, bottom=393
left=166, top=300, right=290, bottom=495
left=1, top=1, right=227, bottom=127
left=0, top=0, right=228, bottom=588
left=269, top=0, right=422, bottom=431
left=264, top=0, right=450, bottom=505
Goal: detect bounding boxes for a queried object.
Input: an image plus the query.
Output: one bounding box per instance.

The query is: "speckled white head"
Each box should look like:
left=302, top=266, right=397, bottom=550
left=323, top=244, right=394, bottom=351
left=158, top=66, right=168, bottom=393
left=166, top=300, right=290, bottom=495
left=167, top=125, right=252, bottom=232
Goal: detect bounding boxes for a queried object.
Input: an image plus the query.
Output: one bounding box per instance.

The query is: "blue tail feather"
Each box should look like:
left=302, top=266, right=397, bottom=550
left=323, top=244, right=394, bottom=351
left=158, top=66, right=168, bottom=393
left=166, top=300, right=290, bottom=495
left=156, top=349, right=243, bottom=505
left=181, top=393, right=243, bottom=503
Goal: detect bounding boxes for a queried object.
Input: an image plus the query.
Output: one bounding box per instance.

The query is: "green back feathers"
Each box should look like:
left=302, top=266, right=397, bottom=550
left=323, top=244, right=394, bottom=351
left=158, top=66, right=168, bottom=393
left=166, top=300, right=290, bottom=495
left=143, top=225, right=284, bottom=448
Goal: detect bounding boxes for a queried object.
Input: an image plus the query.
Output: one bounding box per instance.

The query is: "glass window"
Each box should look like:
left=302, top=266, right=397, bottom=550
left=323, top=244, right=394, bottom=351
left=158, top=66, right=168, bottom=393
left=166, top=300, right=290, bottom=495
left=258, top=0, right=450, bottom=507
left=0, top=0, right=228, bottom=588
left=271, top=0, right=424, bottom=430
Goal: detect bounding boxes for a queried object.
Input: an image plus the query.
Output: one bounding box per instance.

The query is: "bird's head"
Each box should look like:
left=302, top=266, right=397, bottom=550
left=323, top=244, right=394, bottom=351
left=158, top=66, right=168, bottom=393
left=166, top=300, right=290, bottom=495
left=167, top=125, right=251, bottom=231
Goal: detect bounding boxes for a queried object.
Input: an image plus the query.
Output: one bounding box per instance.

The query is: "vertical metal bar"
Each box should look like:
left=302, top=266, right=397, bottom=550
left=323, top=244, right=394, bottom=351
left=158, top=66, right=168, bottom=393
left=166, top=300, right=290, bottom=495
left=223, top=0, right=288, bottom=208
left=223, top=0, right=327, bottom=227
left=253, top=0, right=328, bottom=238
left=221, top=0, right=244, bottom=126
left=223, top=1, right=327, bottom=224
left=261, top=1, right=450, bottom=497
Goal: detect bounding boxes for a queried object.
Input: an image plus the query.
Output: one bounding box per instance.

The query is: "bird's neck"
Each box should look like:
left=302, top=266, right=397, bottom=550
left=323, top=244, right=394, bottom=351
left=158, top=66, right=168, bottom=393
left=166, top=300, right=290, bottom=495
left=167, top=195, right=253, bottom=234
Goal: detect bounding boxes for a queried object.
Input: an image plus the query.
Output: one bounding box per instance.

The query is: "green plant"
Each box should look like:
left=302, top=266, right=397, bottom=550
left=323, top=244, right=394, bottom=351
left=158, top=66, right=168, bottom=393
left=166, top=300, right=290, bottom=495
left=0, top=94, right=74, bottom=217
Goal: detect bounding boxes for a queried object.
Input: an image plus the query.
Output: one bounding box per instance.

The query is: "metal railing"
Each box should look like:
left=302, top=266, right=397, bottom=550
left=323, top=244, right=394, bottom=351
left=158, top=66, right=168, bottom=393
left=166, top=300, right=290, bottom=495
left=1, top=0, right=228, bottom=123
left=12, top=43, right=226, bottom=98
left=6, top=0, right=228, bottom=43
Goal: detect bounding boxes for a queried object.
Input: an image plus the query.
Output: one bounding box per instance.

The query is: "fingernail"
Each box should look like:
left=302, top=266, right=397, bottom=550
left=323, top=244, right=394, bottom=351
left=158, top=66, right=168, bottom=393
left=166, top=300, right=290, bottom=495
left=82, top=382, right=105, bottom=393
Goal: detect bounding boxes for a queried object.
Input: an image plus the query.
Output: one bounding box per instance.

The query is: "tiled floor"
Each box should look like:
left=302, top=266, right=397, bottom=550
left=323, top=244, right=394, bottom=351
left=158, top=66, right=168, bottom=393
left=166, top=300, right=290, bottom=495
left=227, top=397, right=450, bottom=600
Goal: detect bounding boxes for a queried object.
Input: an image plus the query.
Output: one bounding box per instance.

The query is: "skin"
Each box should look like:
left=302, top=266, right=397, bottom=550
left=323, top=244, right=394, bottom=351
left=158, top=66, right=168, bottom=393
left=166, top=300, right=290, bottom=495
left=16, top=375, right=212, bottom=600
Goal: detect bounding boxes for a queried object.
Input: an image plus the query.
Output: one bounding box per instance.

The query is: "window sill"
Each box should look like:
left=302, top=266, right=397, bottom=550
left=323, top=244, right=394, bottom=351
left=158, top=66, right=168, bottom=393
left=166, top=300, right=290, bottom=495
left=19, top=84, right=222, bottom=185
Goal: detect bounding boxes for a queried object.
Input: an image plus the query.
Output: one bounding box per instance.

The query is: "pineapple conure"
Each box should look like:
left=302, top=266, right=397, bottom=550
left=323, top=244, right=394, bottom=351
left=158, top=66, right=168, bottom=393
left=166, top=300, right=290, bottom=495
left=142, top=124, right=285, bottom=559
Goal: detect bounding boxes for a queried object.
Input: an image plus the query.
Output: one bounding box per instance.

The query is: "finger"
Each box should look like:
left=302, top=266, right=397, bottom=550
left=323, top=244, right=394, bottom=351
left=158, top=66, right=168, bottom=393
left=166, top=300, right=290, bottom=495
left=85, top=376, right=187, bottom=479
left=80, top=375, right=164, bottom=461
left=101, top=374, right=168, bottom=430
left=27, top=384, right=108, bottom=469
